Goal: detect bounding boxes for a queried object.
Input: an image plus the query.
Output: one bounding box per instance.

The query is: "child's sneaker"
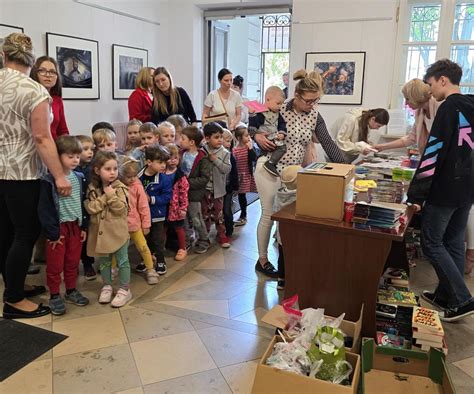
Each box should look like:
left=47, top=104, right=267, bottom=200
left=194, top=240, right=210, bottom=254
left=146, top=269, right=159, bottom=285
left=156, top=260, right=167, bottom=275
left=277, top=279, right=285, bottom=290
left=99, top=285, right=113, bottom=304
left=175, top=249, right=187, bottom=261
left=49, top=295, right=66, bottom=316
left=219, top=235, right=231, bottom=249
left=135, top=263, right=147, bottom=273
left=111, top=288, right=132, bottom=308
left=65, top=289, right=89, bottom=306
left=84, top=266, right=97, bottom=281
left=234, top=217, right=247, bottom=227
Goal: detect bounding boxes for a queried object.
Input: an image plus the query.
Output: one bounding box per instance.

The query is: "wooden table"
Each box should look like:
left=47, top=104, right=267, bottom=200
left=272, top=202, right=414, bottom=338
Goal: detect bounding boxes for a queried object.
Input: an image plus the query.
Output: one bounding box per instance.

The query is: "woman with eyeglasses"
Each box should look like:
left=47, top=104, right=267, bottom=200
left=253, top=69, right=347, bottom=281
left=30, top=56, right=69, bottom=140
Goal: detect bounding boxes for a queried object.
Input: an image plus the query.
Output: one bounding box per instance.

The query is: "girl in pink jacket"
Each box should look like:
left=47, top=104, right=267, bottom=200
left=119, top=158, right=159, bottom=285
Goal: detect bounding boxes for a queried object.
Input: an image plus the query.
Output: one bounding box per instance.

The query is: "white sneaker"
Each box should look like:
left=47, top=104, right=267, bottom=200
left=99, top=285, right=113, bottom=304
left=146, top=269, right=159, bottom=285
left=111, top=288, right=132, bottom=308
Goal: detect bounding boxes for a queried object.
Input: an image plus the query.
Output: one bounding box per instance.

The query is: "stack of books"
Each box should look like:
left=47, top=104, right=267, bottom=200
left=412, top=306, right=447, bottom=355
left=368, top=179, right=404, bottom=203
left=352, top=202, right=406, bottom=234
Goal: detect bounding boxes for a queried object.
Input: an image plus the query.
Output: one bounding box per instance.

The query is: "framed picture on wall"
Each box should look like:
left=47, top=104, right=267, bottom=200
left=46, top=32, right=100, bottom=100
left=0, top=23, right=24, bottom=37
left=112, top=44, right=148, bottom=100
left=305, top=51, right=366, bottom=105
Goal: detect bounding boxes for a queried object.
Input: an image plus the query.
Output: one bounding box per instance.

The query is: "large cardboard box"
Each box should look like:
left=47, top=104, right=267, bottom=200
left=296, top=162, right=355, bottom=221
left=261, top=305, right=363, bottom=354
left=361, top=338, right=455, bottom=393
left=252, top=336, right=360, bottom=394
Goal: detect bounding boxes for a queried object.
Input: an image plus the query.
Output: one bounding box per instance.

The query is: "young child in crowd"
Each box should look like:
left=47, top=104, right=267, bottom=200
left=164, top=143, right=189, bottom=261
left=119, top=158, right=159, bottom=285
left=158, top=121, right=176, bottom=145
left=232, top=126, right=257, bottom=226
left=248, top=86, right=286, bottom=176
left=131, top=122, right=160, bottom=169
left=39, top=135, right=90, bottom=315
left=93, top=128, right=119, bottom=153
left=202, top=122, right=232, bottom=248
left=85, top=151, right=132, bottom=307
left=138, top=145, right=173, bottom=275
left=180, top=126, right=212, bottom=254
left=91, top=121, right=115, bottom=134
left=167, top=114, right=187, bottom=147
left=222, top=129, right=239, bottom=238
left=125, top=119, right=143, bottom=155
left=75, top=135, right=96, bottom=280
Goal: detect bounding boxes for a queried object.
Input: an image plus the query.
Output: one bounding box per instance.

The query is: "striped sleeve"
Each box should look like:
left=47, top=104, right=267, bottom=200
left=315, top=113, right=348, bottom=163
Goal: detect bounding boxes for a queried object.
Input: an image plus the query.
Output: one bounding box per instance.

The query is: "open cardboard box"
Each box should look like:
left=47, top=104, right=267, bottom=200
left=261, top=304, right=363, bottom=354
left=361, top=338, right=455, bottom=393
left=252, top=335, right=360, bottom=394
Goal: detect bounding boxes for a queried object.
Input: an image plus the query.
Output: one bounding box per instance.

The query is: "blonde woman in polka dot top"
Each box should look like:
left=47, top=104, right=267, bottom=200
left=253, top=69, right=348, bottom=278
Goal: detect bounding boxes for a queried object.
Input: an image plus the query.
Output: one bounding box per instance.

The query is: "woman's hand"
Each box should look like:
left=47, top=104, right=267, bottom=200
left=254, top=132, right=276, bottom=151
left=55, top=175, right=72, bottom=197
left=373, top=144, right=385, bottom=152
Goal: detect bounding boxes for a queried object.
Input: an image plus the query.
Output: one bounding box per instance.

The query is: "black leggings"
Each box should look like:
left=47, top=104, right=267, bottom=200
left=0, top=180, right=41, bottom=303
left=238, top=193, right=248, bottom=219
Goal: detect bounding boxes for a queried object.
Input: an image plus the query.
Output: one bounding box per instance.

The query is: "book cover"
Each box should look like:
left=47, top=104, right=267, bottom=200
left=377, top=289, right=418, bottom=307
left=243, top=100, right=267, bottom=113
left=415, top=337, right=444, bottom=348
left=412, top=327, right=444, bottom=343
left=412, top=306, right=444, bottom=335
left=376, top=332, right=406, bottom=348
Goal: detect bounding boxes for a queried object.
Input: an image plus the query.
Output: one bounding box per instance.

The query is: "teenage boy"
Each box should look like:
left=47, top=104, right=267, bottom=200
left=407, top=59, right=474, bottom=322
left=138, top=145, right=173, bottom=274
left=38, top=136, right=90, bottom=315
left=202, top=122, right=232, bottom=248
left=180, top=126, right=212, bottom=253
left=132, top=122, right=160, bottom=169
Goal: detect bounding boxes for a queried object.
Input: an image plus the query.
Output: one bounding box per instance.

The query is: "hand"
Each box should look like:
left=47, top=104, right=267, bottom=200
left=373, top=144, right=385, bottom=152
left=80, top=231, right=87, bottom=243
left=362, top=147, right=378, bottom=155
left=179, top=210, right=187, bottom=219
left=412, top=204, right=421, bottom=213
left=139, top=145, right=146, bottom=151
left=246, top=139, right=254, bottom=150
left=48, top=236, right=64, bottom=250
left=104, top=185, right=115, bottom=195
left=55, top=176, right=72, bottom=197
left=209, top=153, right=217, bottom=162
left=248, top=107, right=256, bottom=114
left=276, top=132, right=285, bottom=141
left=254, top=132, right=276, bottom=152
left=142, top=228, right=150, bottom=236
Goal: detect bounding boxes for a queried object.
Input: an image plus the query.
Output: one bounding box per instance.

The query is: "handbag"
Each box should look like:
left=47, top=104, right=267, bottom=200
left=202, top=90, right=229, bottom=126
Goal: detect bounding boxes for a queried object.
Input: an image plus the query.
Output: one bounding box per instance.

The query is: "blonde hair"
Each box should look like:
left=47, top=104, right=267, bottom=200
left=119, top=157, right=139, bottom=178
left=135, top=67, right=154, bottom=90
left=157, top=121, right=175, bottom=135
left=139, top=122, right=159, bottom=136
left=265, top=86, right=284, bottom=99
left=76, top=135, right=94, bottom=145
left=293, top=69, right=324, bottom=96
left=127, top=119, right=143, bottom=128
left=165, top=143, right=179, bottom=157
left=167, top=114, right=187, bottom=131
left=3, top=33, right=35, bottom=67
left=92, top=128, right=116, bottom=146
left=402, top=78, right=431, bottom=108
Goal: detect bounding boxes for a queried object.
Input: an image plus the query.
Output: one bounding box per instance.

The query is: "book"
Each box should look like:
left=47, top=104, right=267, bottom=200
left=412, top=306, right=444, bottom=335
left=415, top=337, right=443, bottom=348
left=377, top=289, right=418, bottom=307
left=383, top=268, right=409, bottom=286
left=376, top=332, right=408, bottom=349
left=243, top=100, right=267, bottom=113
left=412, top=327, right=444, bottom=344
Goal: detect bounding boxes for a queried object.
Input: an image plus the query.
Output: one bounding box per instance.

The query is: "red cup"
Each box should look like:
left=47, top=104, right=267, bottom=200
left=344, top=202, right=355, bottom=223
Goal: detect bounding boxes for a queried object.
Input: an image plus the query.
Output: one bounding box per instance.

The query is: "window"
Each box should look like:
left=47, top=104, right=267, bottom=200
left=392, top=1, right=474, bottom=106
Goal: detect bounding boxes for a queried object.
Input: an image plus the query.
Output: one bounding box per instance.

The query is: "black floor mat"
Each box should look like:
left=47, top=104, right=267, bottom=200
left=232, top=192, right=259, bottom=214
left=0, top=318, right=67, bottom=381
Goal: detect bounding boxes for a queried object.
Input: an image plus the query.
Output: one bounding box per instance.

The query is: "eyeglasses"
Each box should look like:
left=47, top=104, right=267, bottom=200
left=297, top=94, right=320, bottom=105
left=37, top=69, right=58, bottom=77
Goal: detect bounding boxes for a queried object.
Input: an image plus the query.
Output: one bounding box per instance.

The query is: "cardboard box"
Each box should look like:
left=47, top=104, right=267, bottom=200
left=361, top=338, right=455, bottom=393
left=296, top=163, right=355, bottom=221
left=261, top=305, right=363, bottom=354
left=252, top=336, right=360, bottom=394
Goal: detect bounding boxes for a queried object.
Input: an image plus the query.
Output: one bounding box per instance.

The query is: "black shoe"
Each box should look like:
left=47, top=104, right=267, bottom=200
left=3, top=303, right=51, bottom=319
left=156, top=261, right=167, bottom=275
left=135, top=263, right=147, bottom=273
left=84, top=266, right=97, bottom=281
left=441, top=300, right=474, bottom=322
left=255, top=260, right=278, bottom=278
left=421, top=291, right=449, bottom=310
left=27, top=264, right=40, bottom=275
left=263, top=161, right=279, bottom=177
left=277, top=279, right=285, bottom=290
left=24, top=285, right=47, bottom=298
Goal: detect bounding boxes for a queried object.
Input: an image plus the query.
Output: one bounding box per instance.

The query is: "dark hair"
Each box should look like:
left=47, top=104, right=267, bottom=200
left=181, top=126, right=203, bottom=146
left=358, top=108, right=390, bottom=142
left=234, top=126, right=248, bottom=141
left=145, top=145, right=170, bottom=162
left=91, top=122, right=115, bottom=134
left=90, top=151, right=118, bottom=188
left=30, top=56, right=63, bottom=97
left=232, top=75, right=244, bottom=89
left=218, top=68, right=232, bottom=81
left=56, top=135, right=82, bottom=155
left=203, top=122, right=224, bottom=138
left=215, top=120, right=227, bottom=129
left=424, top=59, right=462, bottom=86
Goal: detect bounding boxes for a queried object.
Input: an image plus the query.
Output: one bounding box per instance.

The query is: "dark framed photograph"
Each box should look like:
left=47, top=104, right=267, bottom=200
left=305, top=52, right=366, bottom=105
left=112, top=44, right=148, bottom=100
left=0, top=23, right=24, bottom=36
left=46, top=32, right=100, bottom=100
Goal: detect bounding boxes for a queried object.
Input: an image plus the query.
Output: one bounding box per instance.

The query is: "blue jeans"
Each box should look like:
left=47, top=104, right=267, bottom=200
left=421, top=203, right=473, bottom=308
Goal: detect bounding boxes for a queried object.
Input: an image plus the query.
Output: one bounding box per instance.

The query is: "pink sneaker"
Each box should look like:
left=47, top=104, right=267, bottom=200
left=99, top=285, right=113, bottom=304
left=111, top=288, right=132, bottom=308
left=175, top=249, right=188, bottom=261
left=219, top=236, right=231, bottom=249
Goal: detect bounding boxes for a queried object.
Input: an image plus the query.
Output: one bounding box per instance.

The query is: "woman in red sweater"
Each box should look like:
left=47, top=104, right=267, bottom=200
left=30, top=56, right=69, bottom=140
left=128, top=67, right=155, bottom=123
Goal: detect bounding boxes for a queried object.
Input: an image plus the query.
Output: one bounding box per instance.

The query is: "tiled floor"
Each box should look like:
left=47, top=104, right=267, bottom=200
left=1, top=201, right=474, bottom=393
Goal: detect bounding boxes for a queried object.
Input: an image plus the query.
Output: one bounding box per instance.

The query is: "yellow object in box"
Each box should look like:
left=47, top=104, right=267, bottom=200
left=296, top=163, right=355, bottom=221
left=355, top=180, right=377, bottom=192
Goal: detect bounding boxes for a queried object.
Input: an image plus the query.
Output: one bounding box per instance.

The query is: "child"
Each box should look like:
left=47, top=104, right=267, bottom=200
left=138, top=145, right=173, bottom=274
left=202, top=122, right=232, bottom=248
left=180, top=126, right=212, bottom=254
left=131, top=122, right=160, bottom=169
left=38, top=135, right=90, bottom=315
left=222, top=129, right=239, bottom=238
left=125, top=119, right=143, bottom=155
left=248, top=86, right=286, bottom=176
left=85, top=151, right=132, bottom=307
left=119, top=158, right=159, bottom=285
left=75, top=135, right=96, bottom=280
left=158, top=121, right=176, bottom=145
left=233, top=126, right=257, bottom=226
left=164, top=143, right=189, bottom=261
left=92, top=128, right=119, bottom=153
left=167, top=114, right=187, bottom=146
left=91, top=121, right=115, bottom=134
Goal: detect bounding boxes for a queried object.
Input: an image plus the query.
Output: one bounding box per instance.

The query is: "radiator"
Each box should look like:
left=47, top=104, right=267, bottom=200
left=113, top=122, right=128, bottom=151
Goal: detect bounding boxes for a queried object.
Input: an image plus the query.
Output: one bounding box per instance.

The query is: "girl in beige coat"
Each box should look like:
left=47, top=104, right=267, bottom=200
left=85, top=151, right=131, bottom=308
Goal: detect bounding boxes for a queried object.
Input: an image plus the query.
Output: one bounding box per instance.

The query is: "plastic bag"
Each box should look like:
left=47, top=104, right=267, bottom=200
left=281, top=295, right=303, bottom=333
left=266, top=340, right=312, bottom=376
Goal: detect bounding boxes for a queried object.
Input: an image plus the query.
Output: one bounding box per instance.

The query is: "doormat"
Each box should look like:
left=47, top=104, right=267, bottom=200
left=232, top=192, right=259, bottom=214
left=0, top=318, right=67, bottom=381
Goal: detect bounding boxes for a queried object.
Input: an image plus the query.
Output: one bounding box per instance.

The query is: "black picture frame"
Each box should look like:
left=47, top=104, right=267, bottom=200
left=0, top=23, right=24, bottom=36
